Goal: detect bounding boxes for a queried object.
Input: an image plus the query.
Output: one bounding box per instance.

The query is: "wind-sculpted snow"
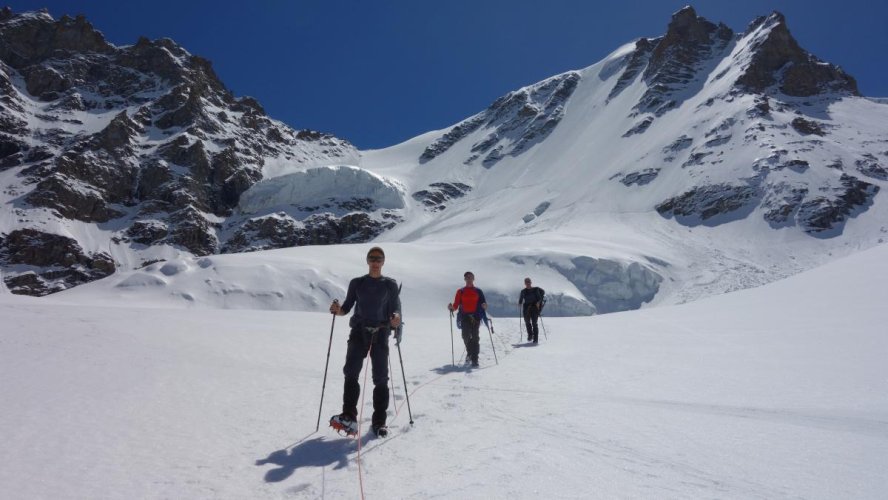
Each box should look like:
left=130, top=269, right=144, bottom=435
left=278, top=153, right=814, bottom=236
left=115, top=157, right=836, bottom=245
left=484, top=290, right=595, bottom=318
left=238, top=165, right=405, bottom=215
left=223, top=166, right=406, bottom=252
left=550, top=257, right=663, bottom=314
left=509, top=255, right=663, bottom=315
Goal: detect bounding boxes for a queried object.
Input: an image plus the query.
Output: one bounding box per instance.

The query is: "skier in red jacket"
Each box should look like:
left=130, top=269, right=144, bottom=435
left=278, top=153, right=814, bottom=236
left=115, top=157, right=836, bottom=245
left=448, top=271, right=487, bottom=367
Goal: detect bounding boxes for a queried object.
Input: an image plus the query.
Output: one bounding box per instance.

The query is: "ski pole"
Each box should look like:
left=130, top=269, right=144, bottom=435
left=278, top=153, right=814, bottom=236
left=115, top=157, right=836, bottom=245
left=388, top=350, right=398, bottom=417
left=396, top=340, right=414, bottom=425
left=486, top=316, right=498, bottom=365
left=316, top=300, right=337, bottom=432
left=540, top=313, right=548, bottom=340
left=518, top=304, right=523, bottom=342
left=449, top=310, right=456, bottom=366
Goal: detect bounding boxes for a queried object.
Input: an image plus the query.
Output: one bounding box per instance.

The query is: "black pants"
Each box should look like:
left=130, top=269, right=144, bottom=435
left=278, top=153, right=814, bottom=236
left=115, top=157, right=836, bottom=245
left=342, top=327, right=390, bottom=427
left=461, top=315, right=481, bottom=363
left=523, top=306, right=540, bottom=342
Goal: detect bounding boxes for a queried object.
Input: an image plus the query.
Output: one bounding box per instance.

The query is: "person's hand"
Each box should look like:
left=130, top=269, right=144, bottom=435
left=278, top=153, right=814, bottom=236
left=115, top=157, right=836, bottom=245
left=447, top=303, right=454, bottom=312
left=329, top=300, right=340, bottom=315
left=482, top=302, right=487, bottom=310
left=390, top=312, right=401, bottom=328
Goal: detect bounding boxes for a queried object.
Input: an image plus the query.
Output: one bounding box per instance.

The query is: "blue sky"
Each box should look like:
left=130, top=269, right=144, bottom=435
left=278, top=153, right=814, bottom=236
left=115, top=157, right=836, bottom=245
left=8, top=1, right=887, bottom=149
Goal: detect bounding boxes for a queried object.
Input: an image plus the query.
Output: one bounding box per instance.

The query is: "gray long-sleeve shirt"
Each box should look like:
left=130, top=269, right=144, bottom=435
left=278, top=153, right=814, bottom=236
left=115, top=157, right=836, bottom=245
left=340, top=275, right=401, bottom=328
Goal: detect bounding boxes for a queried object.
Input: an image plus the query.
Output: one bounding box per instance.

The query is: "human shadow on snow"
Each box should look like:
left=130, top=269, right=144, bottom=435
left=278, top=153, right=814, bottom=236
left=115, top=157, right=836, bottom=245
left=430, top=364, right=473, bottom=375
left=255, top=432, right=372, bottom=483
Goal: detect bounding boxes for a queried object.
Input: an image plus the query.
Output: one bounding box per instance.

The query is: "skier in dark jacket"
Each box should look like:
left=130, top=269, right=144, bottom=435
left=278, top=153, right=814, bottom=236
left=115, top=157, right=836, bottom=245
left=329, top=246, right=401, bottom=438
left=448, top=271, right=487, bottom=367
left=519, top=277, right=545, bottom=343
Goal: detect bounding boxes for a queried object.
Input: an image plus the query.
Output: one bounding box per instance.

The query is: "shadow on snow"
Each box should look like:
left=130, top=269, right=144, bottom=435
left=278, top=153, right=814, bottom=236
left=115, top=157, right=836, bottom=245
left=255, top=432, right=373, bottom=483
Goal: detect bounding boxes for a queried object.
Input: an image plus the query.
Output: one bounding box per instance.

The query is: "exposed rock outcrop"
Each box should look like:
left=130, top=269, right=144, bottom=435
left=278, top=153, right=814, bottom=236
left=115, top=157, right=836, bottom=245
left=420, top=72, right=580, bottom=166
left=0, top=9, right=359, bottom=294
left=736, top=13, right=859, bottom=97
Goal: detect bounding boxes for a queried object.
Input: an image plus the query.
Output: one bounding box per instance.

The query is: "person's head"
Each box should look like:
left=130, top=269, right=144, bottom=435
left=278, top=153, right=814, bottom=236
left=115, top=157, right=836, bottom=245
left=463, top=271, right=475, bottom=285
left=524, top=277, right=532, bottom=288
left=367, top=247, right=385, bottom=273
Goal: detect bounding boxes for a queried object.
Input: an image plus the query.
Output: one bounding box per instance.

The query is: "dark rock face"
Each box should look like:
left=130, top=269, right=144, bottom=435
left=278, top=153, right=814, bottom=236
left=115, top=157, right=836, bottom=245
left=0, top=228, right=115, bottom=295
left=796, top=174, right=879, bottom=236
left=763, top=184, right=809, bottom=228
left=607, top=38, right=656, bottom=102
left=421, top=72, right=580, bottom=166
left=656, top=183, right=762, bottom=225
left=662, top=170, right=879, bottom=237
left=0, top=9, right=358, bottom=295
left=622, top=117, right=654, bottom=137
left=125, top=220, right=169, bottom=245
left=791, top=117, right=825, bottom=136
left=223, top=211, right=402, bottom=253
left=419, top=115, right=486, bottom=163
left=855, top=155, right=887, bottom=181
left=634, top=7, right=734, bottom=117
left=0, top=11, right=114, bottom=69
left=619, top=168, right=661, bottom=186
left=662, top=135, right=693, bottom=162
left=736, top=13, right=858, bottom=97
left=412, top=182, right=473, bottom=211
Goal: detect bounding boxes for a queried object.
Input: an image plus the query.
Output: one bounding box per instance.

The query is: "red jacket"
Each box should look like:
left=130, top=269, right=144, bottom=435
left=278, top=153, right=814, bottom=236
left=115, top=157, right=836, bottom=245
left=453, top=286, right=484, bottom=314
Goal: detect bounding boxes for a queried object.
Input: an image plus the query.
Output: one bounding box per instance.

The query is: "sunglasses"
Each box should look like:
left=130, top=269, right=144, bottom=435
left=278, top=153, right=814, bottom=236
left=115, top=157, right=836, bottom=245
left=367, top=256, right=384, bottom=262
left=464, top=276, right=474, bottom=280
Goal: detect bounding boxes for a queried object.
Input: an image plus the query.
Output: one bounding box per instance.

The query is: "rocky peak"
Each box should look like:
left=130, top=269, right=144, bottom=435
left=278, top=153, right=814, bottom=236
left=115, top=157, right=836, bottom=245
left=646, top=6, right=731, bottom=78
left=0, top=8, right=113, bottom=68
left=119, top=36, right=227, bottom=97
left=628, top=6, right=732, bottom=116
left=736, top=11, right=859, bottom=96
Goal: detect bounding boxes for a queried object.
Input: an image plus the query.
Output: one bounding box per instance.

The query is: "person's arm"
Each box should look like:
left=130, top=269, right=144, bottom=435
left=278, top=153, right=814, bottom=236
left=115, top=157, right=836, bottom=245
left=449, top=289, right=461, bottom=312
left=336, top=278, right=358, bottom=316
left=518, top=289, right=524, bottom=305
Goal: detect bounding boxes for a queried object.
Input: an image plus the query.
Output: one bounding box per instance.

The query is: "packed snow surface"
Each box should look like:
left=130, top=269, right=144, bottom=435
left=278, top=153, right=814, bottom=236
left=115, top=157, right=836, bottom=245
left=2, top=243, right=886, bottom=499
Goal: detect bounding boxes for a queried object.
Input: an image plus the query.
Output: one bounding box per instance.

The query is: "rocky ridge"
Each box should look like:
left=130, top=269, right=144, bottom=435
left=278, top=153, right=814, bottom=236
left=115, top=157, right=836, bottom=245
left=0, top=9, right=368, bottom=294
left=608, top=6, right=880, bottom=238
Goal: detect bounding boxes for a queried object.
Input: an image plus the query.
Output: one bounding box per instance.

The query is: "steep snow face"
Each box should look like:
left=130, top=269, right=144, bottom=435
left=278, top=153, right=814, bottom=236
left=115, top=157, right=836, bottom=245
left=238, top=165, right=406, bottom=216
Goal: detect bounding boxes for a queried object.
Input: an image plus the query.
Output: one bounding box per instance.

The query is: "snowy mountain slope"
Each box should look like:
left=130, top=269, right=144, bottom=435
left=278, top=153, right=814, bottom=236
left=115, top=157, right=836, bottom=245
left=350, top=7, right=888, bottom=307
left=2, top=238, right=886, bottom=499
left=4, top=6, right=888, bottom=316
